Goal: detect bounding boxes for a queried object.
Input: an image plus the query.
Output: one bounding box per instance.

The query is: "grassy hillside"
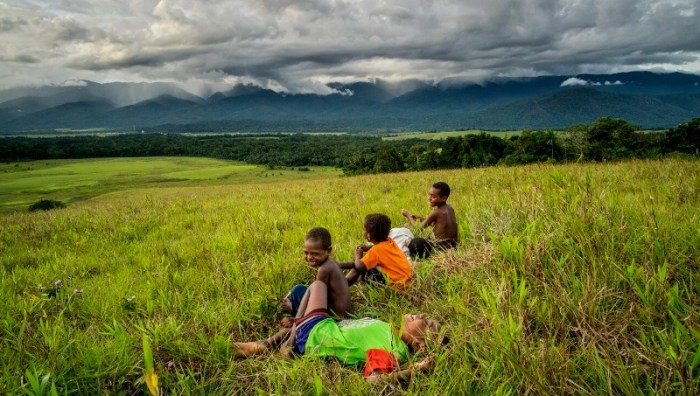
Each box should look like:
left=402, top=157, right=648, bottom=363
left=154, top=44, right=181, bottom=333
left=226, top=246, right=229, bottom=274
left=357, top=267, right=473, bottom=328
left=0, top=157, right=340, bottom=212
left=1, top=159, right=698, bottom=394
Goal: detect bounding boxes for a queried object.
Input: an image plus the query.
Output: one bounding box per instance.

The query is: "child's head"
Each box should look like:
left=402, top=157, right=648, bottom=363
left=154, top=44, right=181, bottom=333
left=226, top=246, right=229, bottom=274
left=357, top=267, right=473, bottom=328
left=304, top=227, right=332, bottom=268
left=400, top=313, right=448, bottom=351
left=408, top=237, right=433, bottom=259
left=363, top=213, right=391, bottom=243
left=428, top=181, right=450, bottom=207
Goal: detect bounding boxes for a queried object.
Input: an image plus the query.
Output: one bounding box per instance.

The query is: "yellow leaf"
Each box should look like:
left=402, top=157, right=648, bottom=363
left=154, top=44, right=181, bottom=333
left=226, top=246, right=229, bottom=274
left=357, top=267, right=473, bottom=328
left=144, top=371, right=159, bottom=396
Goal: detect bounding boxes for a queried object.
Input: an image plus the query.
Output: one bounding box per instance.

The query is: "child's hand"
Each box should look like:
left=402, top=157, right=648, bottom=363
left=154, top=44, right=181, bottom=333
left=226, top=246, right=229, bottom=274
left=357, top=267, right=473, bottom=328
left=354, top=246, right=364, bottom=259
left=366, top=372, right=382, bottom=384
left=401, top=209, right=411, bottom=217
left=412, top=357, right=433, bottom=371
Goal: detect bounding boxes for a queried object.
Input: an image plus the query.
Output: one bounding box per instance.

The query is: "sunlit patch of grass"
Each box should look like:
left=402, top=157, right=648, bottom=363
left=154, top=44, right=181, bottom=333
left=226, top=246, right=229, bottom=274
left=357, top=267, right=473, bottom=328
left=0, top=158, right=698, bottom=394
left=0, top=158, right=341, bottom=212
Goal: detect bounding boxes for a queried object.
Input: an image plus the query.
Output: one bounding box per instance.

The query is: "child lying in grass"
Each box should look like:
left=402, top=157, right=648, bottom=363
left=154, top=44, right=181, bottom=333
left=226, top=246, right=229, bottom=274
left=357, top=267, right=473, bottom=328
left=235, top=280, right=446, bottom=382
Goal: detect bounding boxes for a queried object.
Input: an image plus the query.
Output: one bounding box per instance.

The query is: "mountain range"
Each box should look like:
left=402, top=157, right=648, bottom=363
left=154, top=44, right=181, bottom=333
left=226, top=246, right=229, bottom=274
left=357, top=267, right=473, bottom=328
left=1, top=72, right=699, bottom=133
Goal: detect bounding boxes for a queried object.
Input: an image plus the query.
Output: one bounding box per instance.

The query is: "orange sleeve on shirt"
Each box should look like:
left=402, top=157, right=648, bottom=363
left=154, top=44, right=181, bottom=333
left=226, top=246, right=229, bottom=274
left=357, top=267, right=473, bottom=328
left=361, top=247, right=380, bottom=270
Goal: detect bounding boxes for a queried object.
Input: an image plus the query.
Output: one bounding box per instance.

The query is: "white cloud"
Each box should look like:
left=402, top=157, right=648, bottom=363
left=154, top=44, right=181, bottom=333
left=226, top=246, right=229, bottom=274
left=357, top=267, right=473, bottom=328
left=0, top=0, right=699, bottom=93
left=561, top=77, right=588, bottom=86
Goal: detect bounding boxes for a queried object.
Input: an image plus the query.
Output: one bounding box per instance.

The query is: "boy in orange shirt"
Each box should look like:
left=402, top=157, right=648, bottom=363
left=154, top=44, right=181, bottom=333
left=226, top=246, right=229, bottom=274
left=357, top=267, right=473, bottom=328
left=340, top=213, right=413, bottom=286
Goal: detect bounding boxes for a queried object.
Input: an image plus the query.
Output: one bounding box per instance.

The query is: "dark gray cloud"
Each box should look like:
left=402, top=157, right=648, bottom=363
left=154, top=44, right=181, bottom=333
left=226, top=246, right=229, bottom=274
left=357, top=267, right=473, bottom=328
left=0, top=0, right=698, bottom=95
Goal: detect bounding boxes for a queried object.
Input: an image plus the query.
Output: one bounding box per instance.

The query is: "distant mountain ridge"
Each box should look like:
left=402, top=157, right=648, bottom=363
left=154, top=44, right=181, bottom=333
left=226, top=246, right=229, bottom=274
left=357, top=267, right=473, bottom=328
left=1, top=72, right=699, bottom=133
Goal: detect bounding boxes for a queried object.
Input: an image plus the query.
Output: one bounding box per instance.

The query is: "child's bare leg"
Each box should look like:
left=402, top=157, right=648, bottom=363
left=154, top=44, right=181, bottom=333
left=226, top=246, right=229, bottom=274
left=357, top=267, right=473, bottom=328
left=294, top=288, right=311, bottom=320
left=235, top=283, right=329, bottom=358
left=345, top=269, right=362, bottom=286
left=296, top=280, right=328, bottom=318
left=234, top=327, right=292, bottom=357
left=281, top=281, right=329, bottom=351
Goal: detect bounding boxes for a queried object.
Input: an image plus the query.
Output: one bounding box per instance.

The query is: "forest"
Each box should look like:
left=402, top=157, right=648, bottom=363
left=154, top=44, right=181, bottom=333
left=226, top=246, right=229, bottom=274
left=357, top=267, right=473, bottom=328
left=1, top=117, right=698, bottom=175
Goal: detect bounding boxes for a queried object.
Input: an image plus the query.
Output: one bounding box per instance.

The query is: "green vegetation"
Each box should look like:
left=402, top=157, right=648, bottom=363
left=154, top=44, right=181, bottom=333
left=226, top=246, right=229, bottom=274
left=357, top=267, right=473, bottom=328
left=3, top=117, right=698, bottom=177
left=383, top=130, right=523, bottom=140
left=0, top=158, right=340, bottom=212
left=346, top=117, right=700, bottom=174
left=28, top=199, right=66, bottom=212
left=1, top=158, right=698, bottom=394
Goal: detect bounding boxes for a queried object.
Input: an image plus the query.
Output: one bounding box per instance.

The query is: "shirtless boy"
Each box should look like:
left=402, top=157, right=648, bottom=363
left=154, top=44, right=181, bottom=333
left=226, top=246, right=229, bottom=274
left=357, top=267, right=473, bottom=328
left=402, top=181, right=459, bottom=250
left=282, top=227, right=350, bottom=318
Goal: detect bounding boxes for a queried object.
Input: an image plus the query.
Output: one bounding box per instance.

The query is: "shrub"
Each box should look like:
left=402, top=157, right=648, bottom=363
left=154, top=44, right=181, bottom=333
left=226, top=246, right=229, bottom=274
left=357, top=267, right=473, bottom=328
left=28, top=199, right=66, bottom=212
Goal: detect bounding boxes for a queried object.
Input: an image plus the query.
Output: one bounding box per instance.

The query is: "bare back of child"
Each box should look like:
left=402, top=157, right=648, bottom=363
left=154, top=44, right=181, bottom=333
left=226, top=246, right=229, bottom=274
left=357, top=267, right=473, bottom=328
left=426, top=202, right=458, bottom=245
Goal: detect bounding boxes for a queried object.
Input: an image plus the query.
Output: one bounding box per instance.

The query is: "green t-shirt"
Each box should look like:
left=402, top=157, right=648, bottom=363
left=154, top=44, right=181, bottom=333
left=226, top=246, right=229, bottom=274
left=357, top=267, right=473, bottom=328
left=304, top=318, right=409, bottom=365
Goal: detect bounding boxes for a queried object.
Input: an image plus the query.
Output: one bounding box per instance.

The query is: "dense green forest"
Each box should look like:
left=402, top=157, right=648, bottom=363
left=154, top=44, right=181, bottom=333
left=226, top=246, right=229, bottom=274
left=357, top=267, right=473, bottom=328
left=1, top=117, right=698, bottom=174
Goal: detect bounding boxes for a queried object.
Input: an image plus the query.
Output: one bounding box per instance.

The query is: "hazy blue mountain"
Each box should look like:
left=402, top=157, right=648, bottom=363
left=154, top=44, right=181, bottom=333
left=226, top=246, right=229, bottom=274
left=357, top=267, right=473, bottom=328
left=1, top=72, right=699, bottom=133
left=100, top=95, right=202, bottom=128
left=0, top=80, right=203, bottom=108
left=2, top=100, right=115, bottom=131
left=467, top=88, right=700, bottom=129
left=0, top=92, right=109, bottom=116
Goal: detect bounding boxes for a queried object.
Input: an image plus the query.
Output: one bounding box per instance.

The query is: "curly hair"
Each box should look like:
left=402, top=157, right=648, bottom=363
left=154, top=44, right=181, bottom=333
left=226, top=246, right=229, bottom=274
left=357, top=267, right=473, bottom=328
left=364, top=213, right=391, bottom=242
left=305, top=227, right=332, bottom=249
left=432, top=181, right=451, bottom=198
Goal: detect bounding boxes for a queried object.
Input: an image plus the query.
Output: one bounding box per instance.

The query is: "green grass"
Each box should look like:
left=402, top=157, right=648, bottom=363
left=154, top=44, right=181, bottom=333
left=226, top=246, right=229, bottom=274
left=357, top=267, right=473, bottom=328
left=0, top=157, right=340, bottom=212
left=0, top=158, right=698, bottom=394
left=382, top=130, right=524, bottom=140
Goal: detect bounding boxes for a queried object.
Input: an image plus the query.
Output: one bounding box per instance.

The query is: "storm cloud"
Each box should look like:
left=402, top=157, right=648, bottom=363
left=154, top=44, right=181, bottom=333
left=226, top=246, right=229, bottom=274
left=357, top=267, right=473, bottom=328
left=0, top=0, right=698, bottom=95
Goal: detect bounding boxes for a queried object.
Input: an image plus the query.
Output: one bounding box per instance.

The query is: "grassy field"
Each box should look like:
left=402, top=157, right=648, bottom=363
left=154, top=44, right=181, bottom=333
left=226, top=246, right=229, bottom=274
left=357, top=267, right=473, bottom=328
left=1, top=159, right=698, bottom=394
left=382, top=130, right=523, bottom=140
left=0, top=157, right=340, bottom=212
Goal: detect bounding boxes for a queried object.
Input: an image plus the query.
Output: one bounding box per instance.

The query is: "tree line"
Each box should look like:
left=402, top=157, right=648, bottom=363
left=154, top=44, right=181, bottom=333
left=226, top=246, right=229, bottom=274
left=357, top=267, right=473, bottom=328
left=1, top=117, right=697, bottom=174
left=343, top=117, right=699, bottom=174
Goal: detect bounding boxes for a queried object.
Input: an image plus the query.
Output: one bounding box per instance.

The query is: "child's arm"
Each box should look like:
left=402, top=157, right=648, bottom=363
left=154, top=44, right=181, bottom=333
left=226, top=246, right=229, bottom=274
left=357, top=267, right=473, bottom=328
left=337, top=261, right=355, bottom=270
left=421, top=210, right=439, bottom=228
left=339, top=245, right=369, bottom=269
left=402, top=209, right=426, bottom=227
left=366, top=357, right=433, bottom=383
left=345, top=246, right=368, bottom=286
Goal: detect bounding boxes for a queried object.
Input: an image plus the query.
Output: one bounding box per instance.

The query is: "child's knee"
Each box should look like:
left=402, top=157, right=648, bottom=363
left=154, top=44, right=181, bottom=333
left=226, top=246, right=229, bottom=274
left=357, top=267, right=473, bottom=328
left=308, top=280, right=327, bottom=293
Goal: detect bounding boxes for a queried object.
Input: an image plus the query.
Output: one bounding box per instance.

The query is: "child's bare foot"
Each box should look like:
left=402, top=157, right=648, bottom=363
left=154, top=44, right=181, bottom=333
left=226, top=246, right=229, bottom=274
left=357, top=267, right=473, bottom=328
left=280, top=317, right=294, bottom=328
left=233, top=342, right=267, bottom=358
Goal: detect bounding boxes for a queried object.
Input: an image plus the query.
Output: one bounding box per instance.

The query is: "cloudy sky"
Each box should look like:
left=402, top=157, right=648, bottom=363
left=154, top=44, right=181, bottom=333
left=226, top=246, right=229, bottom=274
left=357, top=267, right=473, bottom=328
left=1, top=0, right=699, bottom=96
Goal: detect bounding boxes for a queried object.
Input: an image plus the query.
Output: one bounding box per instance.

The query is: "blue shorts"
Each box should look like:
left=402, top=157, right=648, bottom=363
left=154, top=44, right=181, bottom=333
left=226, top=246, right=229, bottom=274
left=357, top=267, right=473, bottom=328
left=294, top=308, right=330, bottom=355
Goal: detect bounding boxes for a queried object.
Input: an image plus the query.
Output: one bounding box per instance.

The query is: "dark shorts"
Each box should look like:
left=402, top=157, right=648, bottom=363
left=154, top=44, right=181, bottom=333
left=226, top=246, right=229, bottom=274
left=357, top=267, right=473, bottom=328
left=294, top=308, right=330, bottom=355
left=431, top=239, right=458, bottom=251
left=363, top=268, right=386, bottom=285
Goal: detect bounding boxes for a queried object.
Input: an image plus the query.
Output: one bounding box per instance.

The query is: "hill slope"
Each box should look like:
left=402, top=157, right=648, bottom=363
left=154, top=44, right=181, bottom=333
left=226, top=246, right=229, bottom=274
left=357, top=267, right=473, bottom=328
left=0, top=159, right=698, bottom=394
